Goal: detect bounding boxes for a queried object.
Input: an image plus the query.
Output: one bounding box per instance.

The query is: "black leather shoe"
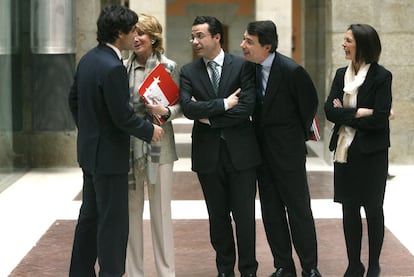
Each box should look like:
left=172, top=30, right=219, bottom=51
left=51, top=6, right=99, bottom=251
left=302, top=268, right=322, bottom=277
left=270, top=267, right=297, bottom=277
left=217, top=272, right=235, bottom=277
left=242, top=274, right=257, bottom=277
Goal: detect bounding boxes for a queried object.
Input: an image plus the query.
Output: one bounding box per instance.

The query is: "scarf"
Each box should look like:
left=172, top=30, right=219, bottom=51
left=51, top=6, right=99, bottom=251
left=127, top=53, right=164, bottom=187
left=334, top=61, right=370, bottom=163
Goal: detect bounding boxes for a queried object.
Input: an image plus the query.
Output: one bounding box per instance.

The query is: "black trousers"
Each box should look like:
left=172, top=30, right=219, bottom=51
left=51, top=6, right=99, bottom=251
left=257, top=160, right=318, bottom=272
left=197, top=140, right=258, bottom=275
left=69, top=169, right=129, bottom=277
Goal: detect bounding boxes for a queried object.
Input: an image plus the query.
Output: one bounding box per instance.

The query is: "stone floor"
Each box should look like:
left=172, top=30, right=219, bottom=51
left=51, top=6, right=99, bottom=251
left=1, top=118, right=414, bottom=277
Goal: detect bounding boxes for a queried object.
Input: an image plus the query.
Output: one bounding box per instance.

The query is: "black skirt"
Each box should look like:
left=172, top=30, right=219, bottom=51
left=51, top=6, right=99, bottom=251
left=333, top=135, right=388, bottom=206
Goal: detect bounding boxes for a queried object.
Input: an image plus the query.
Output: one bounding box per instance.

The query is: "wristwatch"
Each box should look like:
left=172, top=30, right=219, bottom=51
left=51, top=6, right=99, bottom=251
left=161, top=106, right=171, bottom=121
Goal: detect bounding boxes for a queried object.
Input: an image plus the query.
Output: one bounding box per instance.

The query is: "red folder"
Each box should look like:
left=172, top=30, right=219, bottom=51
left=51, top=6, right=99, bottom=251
left=309, top=117, right=320, bottom=141
left=138, top=63, right=179, bottom=123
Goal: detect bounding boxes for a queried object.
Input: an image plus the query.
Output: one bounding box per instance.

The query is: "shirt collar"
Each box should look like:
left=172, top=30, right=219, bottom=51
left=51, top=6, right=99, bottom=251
left=204, top=49, right=225, bottom=67
left=261, top=52, right=275, bottom=69
left=105, top=43, right=122, bottom=60
left=132, top=59, right=145, bottom=70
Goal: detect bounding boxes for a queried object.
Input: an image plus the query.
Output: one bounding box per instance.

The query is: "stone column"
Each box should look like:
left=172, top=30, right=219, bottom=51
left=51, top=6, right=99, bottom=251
left=255, top=0, right=292, bottom=57
left=29, top=0, right=78, bottom=167
left=0, top=0, right=14, bottom=167
left=76, top=0, right=100, bottom=64
left=129, top=0, right=166, bottom=48
left=52, top=0, right=102, bottom=167
left=324, top=0, right=414, bottom=164
left=303, top=1, right=326, bottom=140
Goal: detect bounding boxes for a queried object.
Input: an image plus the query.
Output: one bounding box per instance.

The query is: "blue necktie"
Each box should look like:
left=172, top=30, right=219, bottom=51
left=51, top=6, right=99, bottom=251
left=208, top=61, right=220, bottom=94
left=256, top=64, right=264, bottom=100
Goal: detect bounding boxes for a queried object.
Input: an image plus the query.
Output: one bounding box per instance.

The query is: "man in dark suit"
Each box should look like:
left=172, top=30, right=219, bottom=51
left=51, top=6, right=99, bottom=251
left=240, top=20, right=322, bottom=277
left=68, top=5, right=163, bottom=277
left=180, top=16, right=261, bottom=277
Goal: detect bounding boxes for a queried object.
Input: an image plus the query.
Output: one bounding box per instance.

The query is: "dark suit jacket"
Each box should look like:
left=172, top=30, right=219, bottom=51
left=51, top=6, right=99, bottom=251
left=253, top=52, right=318, bottom=171
left=324, top=62, right=392, bottom=154
left=68, top=44, right=154, bottom=174
left=180, top=53, right=261, bottom=173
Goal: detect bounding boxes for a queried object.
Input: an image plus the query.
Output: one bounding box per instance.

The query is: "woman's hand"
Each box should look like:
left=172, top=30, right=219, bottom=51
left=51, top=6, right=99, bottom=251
left=146, top=98, right=169, bottom=116
left=355, top=108, right=373, bottom=118
left=333, top=98, right=343, bottom=108
left=333, top=98, right=373, bottom=118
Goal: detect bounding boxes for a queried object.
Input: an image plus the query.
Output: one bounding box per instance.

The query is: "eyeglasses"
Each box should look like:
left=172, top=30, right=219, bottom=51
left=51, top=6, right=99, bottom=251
left=189, top=32, right=209, bottom=43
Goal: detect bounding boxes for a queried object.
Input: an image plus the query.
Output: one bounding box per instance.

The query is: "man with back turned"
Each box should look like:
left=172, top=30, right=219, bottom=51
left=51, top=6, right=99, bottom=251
left=68, top=5, right=163, bottom=276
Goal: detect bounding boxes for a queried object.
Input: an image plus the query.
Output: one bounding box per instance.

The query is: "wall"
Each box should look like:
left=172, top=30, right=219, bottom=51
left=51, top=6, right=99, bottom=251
left=303, top=0, right=326, bottom=138
left=165, top=0, right=255, bottom=68
left=2, top=0, right=411, bottom=170
left=324, top=0, right=414, bottom=164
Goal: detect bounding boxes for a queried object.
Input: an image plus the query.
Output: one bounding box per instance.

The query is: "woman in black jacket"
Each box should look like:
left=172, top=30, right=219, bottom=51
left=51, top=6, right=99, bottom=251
left=324, top=24, right=392, bottom=277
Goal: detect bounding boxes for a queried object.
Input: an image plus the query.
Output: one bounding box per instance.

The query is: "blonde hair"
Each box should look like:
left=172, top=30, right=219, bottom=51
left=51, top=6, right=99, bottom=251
left=136, top=13, right=164, bottom=54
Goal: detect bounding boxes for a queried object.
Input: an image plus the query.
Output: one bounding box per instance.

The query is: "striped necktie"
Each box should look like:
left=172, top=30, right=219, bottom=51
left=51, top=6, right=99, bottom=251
left=208, top=61, right=220, bottom=94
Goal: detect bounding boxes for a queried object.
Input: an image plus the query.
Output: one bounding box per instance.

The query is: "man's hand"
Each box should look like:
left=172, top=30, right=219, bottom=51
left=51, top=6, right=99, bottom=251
left=151, top=124, right=164, bottom=142
left=389, top=109, right=395, bottom=120
left=198, top=118, right=210, bottom=125
left=226, top=88, right=241, bottom=109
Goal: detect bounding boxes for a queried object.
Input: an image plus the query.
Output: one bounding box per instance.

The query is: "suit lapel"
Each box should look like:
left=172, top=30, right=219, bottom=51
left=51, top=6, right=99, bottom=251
left=218, top=54, right=233, bottom=97
left=196, top=58, right=217, bottom=98
left=197, top=54, right=232, bottom=98
left=262, top=53, right=283, bottom=113
left=358, top=63, right=378, bottom=98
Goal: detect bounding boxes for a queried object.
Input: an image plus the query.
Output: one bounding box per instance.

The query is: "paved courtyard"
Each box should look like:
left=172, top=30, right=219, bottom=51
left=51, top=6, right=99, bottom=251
left=1, top=118, right=413, bottom=276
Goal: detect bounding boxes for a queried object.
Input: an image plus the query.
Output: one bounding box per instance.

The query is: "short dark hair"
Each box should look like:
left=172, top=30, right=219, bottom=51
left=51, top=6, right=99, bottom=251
left=96, top=5, right=138, bottom=44
left=348, top=24, right=382, bottom=63
left=246, top=20, right=278, bottom=52
left=192, top=16, right=224, bottom=46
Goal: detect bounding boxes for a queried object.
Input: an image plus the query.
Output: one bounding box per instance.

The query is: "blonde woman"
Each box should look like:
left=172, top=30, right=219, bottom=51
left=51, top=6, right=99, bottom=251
left=124, top=14, right=180, bottom=277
